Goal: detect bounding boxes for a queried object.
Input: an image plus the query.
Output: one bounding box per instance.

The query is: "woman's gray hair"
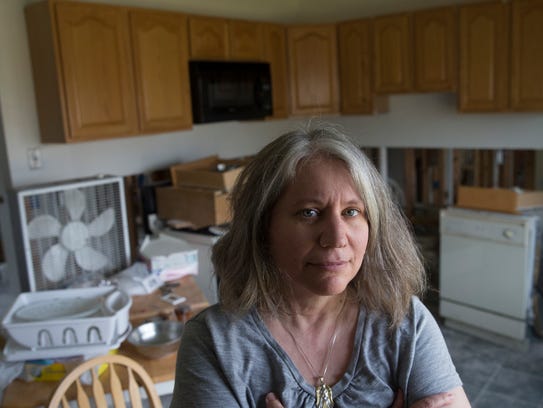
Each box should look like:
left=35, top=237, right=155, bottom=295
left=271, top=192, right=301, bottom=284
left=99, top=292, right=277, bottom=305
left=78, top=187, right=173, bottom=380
left=212, top=123, right=426, bottom=327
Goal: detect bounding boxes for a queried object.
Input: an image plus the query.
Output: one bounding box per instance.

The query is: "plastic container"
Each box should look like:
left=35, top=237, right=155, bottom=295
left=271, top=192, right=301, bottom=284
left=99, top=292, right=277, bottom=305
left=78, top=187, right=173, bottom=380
left=1, top=287, right=131, bottom=350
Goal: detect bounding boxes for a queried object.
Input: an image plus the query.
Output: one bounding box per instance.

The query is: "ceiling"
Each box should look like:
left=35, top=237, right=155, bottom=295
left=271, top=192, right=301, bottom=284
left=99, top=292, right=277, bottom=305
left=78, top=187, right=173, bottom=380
left=105, top=0, right=482, bottom=23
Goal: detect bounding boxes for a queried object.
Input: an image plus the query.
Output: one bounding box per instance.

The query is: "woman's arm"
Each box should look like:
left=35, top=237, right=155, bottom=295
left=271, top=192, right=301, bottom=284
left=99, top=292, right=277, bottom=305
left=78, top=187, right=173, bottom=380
left=403, top=300, right=471, bottom=407
left=170, top=320, right=241, bottom=407
left=394, top=387, right=470, bottom=408
left=265, top=389, right=459, bottom=408
left=431, top=387, right=470, bottom=408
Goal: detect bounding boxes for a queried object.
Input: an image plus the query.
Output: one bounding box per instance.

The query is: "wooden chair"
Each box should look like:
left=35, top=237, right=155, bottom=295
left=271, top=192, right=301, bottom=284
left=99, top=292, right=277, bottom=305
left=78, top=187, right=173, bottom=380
left=48, top=354, right=163, bottom=408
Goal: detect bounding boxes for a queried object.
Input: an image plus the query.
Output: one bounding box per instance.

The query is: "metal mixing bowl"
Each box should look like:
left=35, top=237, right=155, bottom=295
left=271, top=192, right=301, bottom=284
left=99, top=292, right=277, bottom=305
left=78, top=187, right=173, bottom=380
left=127, top=320, right=184, bottom=359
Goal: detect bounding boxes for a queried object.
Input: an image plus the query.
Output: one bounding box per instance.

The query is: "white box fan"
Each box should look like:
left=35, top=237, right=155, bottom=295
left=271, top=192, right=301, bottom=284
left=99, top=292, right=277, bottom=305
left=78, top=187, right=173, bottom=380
left=16, top=176, right=131, bottom=291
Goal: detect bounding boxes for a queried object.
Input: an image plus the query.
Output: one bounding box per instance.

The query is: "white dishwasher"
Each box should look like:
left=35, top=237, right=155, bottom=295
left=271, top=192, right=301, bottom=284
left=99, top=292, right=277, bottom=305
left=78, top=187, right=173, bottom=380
left=439, top=207, right=539, bottom=347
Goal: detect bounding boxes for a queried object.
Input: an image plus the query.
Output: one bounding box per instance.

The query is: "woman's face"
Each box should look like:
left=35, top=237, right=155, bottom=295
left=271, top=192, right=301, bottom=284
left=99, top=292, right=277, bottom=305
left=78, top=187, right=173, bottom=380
left=268, top=156, right=369, bottom=298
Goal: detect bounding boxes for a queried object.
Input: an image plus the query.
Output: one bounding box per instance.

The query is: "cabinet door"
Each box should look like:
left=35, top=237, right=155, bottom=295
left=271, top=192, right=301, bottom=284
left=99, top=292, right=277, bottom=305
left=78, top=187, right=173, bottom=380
left=511, top=0, right=543, bottom=111
left=130, top=10, right=192, bottom=132
left=55, top=2, right=138, bottom=141
left=414, top=7, right=457, bottom=92
left=458, top=2, right=509, bottom=112
left=263, top=23, right=289, bottom=118
left=373, top=13, right=413, bottom=93
left=287, top=24, right=339, bottom=115
left=229, top=20, right=263, bottom=60
left=189, top=16, right=229, bottom=59
left=338, top=19, right=373, bottom=114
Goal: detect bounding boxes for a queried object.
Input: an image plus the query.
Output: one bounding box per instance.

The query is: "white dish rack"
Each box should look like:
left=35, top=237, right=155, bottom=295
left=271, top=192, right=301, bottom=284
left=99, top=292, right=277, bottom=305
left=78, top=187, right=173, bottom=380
left=1, top=287, right=131, bottom=361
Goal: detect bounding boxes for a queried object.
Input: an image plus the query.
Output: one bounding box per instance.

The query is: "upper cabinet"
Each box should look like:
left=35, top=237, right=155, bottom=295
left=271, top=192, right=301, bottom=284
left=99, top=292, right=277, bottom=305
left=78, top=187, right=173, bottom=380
left=262, top=23, right=289, bottom=118
left=188, top=16, right=229, bottom=59
left=25, top=1, right=192, bottom=143
left=228, top=20, right=263, bottom=60
left=189, top=16, right=264, bottom=61
left=26, top=1, right=139, bottom=142
left=338, top=19, right=374, bottom=114
left=414, top=6, right=457, bottom=92
left=459, top=0, right=543, bottom=112
left=458, top=2, right=509, bottom=112
left=287, top=24, right=339, bottom=115
left=24, top=0, right=542, bottom=143
left=129, top=10, right=192, bottom=133
left=373, top=13, right=413, bottom=93
left=511, top=0, right=543, bottom=111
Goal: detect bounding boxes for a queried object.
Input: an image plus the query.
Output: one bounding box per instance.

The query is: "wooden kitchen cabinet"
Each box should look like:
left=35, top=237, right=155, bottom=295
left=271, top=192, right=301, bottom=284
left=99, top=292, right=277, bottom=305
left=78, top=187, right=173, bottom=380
left=458, top=2, right=509, bottom=112
left=338, top=19, right=374, bottom=114
left=511, top=0, right=543, bottom=111
left=287, top=24, right=339, bottom=115
left=189, top=17, right=264, bottom=61
left=26, top=1, right=139, bottom=142
left=129, top=10, right=192, bottom=133
left=188, top=16, right=229, bottom=59
left=229, top=19, right=263, bottom=60
left=414, top=6, right=457, bottom=92
left=373, top=13, right=413, bottom=93
left=263, top=23, right=289, bottom=118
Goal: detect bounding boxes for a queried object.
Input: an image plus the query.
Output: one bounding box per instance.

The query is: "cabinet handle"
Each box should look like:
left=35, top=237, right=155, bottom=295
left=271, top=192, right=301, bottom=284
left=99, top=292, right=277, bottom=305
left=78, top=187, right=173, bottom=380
left=502, top=229, right=514, bottom=239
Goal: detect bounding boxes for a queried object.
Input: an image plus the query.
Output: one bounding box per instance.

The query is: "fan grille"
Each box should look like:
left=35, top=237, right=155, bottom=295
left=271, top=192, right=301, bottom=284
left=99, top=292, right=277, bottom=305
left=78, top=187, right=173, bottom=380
left=18, top=176, right=131, bottom=291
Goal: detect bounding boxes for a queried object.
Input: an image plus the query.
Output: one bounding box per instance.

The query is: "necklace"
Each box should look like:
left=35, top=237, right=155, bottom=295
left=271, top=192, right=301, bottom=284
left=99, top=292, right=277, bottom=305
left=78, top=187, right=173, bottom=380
left=280, top=299, right=347, bottom=408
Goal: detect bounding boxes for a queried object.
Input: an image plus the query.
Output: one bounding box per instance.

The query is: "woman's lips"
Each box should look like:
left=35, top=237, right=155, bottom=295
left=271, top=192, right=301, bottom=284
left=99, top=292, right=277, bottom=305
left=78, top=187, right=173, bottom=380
left=308, top=260, right=348, bottom=268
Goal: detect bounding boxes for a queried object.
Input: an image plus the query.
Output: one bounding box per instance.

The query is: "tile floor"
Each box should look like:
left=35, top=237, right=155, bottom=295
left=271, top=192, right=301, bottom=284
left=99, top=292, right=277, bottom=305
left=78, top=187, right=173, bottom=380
left=441, top=324, right=543, bottom=408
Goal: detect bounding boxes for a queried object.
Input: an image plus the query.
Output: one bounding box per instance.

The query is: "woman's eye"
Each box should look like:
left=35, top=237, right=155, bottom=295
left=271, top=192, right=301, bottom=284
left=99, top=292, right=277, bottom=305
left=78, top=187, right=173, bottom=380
left=300, top=209, right=318, bottom=218
left=344, top=208, right=361, bottom=217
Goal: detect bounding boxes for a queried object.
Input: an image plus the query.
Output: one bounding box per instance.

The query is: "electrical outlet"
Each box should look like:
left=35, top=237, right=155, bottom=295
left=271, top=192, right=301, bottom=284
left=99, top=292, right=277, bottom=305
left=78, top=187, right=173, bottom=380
left=27, top=147, right=42, bottom=169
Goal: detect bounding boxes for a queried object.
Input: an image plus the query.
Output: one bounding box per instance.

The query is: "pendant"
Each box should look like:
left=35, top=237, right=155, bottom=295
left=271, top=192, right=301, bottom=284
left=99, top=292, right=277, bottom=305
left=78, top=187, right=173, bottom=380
left=315, top=377, right=334, bottom=408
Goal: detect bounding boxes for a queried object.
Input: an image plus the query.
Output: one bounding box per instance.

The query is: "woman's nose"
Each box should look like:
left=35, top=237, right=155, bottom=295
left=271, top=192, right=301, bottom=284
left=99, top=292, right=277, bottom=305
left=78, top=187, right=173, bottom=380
left=319, top=214, right=347, bottom=248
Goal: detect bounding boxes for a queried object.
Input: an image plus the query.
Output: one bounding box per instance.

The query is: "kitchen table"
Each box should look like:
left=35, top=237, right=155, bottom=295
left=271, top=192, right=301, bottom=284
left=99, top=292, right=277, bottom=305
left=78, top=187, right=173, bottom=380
left=0, top=275, right=209, bottom=408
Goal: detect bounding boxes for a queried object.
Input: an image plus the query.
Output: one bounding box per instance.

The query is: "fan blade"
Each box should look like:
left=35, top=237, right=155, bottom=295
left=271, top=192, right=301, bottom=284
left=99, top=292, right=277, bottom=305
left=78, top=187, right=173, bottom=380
left=75, top=246, right=108, bottom=271
left=64, top=189, right=86, bottom=221
left=42, top=244, right=69, bottom=282
left=87, top=208, right=115, bottom=237
left=27, top=215, right=61, bottom=239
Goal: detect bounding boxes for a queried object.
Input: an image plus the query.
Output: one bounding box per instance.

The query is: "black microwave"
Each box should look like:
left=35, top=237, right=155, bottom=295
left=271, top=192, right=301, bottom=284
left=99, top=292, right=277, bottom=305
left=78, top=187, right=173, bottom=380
left=189, top=61, right=273, bottom=124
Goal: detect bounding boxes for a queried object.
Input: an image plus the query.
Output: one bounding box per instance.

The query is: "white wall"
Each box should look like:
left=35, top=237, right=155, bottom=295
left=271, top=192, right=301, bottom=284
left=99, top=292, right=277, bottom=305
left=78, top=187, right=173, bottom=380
left=1, top=0, right=543, bottom=300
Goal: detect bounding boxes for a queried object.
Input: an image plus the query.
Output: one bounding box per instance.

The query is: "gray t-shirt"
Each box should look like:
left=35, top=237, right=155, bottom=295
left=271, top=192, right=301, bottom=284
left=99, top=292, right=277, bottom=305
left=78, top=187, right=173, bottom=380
left=170, top=297, right=461, bottom=407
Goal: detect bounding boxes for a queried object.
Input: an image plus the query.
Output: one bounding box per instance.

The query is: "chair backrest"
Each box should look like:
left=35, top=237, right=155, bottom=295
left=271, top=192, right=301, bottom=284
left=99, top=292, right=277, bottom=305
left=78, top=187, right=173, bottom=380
left=48, top=354, right=163, bottom=408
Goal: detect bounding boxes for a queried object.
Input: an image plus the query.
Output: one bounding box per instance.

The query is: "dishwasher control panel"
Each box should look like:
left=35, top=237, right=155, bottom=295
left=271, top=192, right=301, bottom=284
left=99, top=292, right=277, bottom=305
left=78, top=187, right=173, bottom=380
left=440, top=210, right=532, bottom=246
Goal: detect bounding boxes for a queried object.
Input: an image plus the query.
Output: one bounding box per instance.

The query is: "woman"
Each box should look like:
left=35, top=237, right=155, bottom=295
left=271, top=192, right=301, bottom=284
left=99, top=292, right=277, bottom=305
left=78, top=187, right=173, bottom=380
left=170, top=124, right=471, bottom=408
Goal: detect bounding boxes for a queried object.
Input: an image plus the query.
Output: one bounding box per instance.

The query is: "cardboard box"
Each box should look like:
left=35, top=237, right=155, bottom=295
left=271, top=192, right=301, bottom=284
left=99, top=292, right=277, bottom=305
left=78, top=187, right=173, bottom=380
left=457, top=186, right=543, bottom=213
left=139, top=235, right=198, bottom=282
left=170, top=155, right=248, bottom=192
left=156, top=186, right=231, bottom=228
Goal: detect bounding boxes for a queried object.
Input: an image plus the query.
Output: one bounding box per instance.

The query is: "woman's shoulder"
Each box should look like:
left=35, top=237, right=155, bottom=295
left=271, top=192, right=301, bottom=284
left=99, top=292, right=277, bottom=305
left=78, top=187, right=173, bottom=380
left=188, top=304, right=259, bottom=334
left=190, top=303, right=235, bottom=326
left=399, top=296, right=442, bottom=337
left=361, top=296, right=437, bottom=338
